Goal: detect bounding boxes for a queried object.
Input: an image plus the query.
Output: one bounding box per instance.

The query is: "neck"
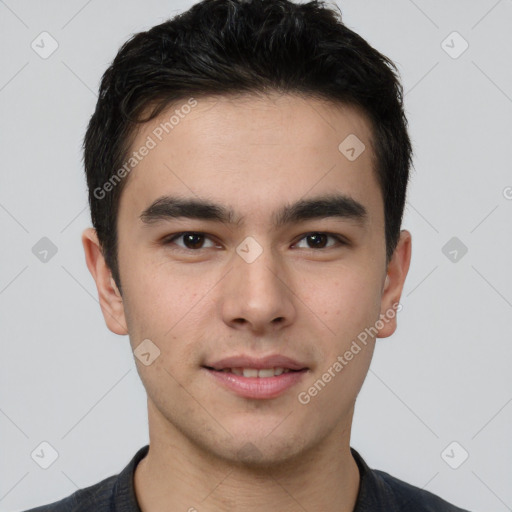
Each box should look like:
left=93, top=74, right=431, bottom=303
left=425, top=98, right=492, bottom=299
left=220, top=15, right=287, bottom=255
left=134, top=399, right=361, bottom=512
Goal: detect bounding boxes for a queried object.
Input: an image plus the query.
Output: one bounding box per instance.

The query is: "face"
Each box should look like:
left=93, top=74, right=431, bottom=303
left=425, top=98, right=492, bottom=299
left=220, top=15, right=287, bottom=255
left=83, top=93, right=411, bottom=467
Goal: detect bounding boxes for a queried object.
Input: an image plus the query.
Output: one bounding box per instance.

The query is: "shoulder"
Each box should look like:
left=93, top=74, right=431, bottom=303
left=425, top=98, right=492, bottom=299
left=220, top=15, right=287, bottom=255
left=350, top=447, right=472, bottom=511
left=20, top=474, right=117, bottom=512
left=20, top=444, right=149, bottom=512
left=373, top=468, right=471, bottom=511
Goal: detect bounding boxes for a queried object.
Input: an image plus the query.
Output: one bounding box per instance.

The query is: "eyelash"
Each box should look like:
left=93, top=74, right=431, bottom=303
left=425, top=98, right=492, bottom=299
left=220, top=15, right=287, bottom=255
left=162, top=231, right=349, bottom=252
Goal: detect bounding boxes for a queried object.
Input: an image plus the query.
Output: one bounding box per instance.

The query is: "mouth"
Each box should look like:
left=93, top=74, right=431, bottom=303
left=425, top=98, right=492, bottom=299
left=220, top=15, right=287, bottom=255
left=203, top=366, right=303, bottom=377
left=202, top=355, right=309, bottom=399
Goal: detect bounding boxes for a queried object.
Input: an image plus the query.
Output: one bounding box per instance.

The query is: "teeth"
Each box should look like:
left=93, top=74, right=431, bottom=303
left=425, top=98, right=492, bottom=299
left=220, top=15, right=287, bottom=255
left=224, top=367, right=290, bottom=377
left=242, top=368, right=258, bottom=377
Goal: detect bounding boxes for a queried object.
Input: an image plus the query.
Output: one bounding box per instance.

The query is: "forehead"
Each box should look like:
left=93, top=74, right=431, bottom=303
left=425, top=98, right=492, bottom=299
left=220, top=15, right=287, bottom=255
left=118, top=93, right=381, bottom=229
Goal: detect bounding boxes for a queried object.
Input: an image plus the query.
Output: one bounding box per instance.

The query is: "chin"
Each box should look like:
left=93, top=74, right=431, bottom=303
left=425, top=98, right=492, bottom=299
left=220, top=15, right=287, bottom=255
left=210, top=434, right=310, bottom=470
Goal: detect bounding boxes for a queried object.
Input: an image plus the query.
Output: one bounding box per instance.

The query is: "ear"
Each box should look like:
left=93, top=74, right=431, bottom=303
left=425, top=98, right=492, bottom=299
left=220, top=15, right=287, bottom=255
left=376, top=229, right=412, bottom=338
left=81, top=227, right=128, bottom=335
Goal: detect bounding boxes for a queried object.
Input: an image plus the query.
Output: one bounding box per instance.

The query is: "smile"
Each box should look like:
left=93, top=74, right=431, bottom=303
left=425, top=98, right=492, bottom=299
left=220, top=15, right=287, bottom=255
left=203, top=366, right=308, bottom=399
left=208, top=367, right=297, bottom=377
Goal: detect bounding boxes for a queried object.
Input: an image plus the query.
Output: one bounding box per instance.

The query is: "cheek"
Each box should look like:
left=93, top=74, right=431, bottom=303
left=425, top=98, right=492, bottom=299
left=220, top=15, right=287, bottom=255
left=122, top=262, right=193, bottom=334
left=123, top=269, right=214, bottom=370
left=300, top=270, right=381, bottom=338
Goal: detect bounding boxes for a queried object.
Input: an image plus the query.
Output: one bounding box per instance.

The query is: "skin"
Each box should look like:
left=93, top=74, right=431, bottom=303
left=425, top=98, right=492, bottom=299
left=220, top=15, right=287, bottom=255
left=82, top=92, right=411, bottom=512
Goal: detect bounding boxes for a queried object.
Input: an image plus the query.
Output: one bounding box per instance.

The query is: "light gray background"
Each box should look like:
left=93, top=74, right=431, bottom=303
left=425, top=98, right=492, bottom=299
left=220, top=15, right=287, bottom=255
left=1, top=1, right=511, bottom=511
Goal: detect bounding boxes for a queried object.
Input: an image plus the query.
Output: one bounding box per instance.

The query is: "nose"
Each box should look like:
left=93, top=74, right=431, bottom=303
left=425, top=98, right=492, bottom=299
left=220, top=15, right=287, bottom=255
left=219, top=242, right=297, bottom=334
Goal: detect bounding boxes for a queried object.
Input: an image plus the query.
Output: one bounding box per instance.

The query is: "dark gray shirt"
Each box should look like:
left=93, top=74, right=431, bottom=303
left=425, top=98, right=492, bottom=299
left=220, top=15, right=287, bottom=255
left=22, top=445, right=471, bottom=511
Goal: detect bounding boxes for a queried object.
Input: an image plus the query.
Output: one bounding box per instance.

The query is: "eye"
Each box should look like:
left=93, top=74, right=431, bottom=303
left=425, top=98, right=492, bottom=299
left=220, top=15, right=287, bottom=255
left=163, top=232, right=217, bottom=251
left=294, top=232, right=347, bottom=250
left=162, top=231, right=348, bottom=252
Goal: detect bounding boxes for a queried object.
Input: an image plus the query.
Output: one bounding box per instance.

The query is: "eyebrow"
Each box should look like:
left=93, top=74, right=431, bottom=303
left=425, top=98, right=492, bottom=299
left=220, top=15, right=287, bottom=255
left=139, top=193, right=368, bottom=228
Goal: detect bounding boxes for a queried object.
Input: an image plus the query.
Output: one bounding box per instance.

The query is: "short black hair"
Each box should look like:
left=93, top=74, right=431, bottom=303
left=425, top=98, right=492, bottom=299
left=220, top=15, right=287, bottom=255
left=83, top=0, right=413, bottom=294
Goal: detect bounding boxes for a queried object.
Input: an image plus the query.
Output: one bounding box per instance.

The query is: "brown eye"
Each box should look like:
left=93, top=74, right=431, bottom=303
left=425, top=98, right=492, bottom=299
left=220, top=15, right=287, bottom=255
left=306, top=233, right=329, bottom=248
left=294, top=232, right=346, bottom=250
left=165, top=232, right=216, bottom=250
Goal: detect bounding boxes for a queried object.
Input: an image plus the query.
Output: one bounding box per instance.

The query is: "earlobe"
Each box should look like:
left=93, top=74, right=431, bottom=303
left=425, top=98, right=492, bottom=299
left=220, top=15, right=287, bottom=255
left=81, top=227, right=128, bottom=336
left=376, top=229, right=412, bottom=339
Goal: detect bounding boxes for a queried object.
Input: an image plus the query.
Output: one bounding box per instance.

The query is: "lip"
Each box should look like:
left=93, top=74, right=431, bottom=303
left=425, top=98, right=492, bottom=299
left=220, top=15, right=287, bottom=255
left=204, top=367, right=308, bottom=399
left=202, top=354, right=309, bottom=400
left=205, top=354, right=307, bottom=371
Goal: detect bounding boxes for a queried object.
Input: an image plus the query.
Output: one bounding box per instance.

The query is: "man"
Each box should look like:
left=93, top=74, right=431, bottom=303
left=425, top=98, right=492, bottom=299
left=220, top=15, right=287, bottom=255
left=25, top=0, right=471, bottom=510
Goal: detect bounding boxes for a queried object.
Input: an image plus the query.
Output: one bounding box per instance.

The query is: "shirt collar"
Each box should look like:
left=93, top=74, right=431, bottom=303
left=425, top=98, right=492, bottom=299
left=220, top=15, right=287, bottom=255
left=351, top=447, right=398, bottom=510
left=111, top=444, right=149, bottom=512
